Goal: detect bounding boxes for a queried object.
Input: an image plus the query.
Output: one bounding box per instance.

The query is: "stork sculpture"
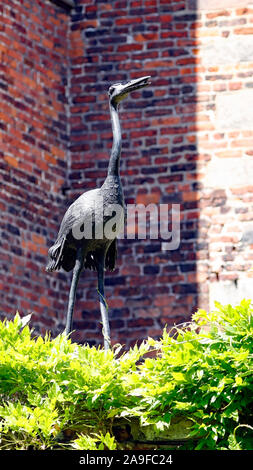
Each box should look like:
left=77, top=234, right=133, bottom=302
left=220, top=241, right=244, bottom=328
left=46, top=76, right=151, bottom=349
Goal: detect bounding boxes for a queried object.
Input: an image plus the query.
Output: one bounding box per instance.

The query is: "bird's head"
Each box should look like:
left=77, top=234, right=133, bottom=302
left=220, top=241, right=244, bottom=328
left=108, top=76, right=151, bottom=108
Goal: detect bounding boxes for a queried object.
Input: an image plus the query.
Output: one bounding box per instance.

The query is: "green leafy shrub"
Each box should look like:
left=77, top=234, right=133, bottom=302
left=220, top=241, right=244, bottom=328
left=0, top=300, right=252, bottom=450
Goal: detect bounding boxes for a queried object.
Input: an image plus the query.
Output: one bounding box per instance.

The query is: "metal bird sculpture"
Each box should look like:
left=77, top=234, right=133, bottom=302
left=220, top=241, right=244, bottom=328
left=46, top=76, right=151, bottom=349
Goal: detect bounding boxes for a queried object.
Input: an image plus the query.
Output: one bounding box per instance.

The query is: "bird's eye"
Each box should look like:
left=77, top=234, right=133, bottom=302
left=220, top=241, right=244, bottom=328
left=109, top=87, right=115, bottom=95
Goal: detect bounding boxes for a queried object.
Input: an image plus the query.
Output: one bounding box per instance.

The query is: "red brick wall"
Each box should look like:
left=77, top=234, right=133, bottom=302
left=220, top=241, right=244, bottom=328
left=1, top=0, right=253, bottom=348
left=68, top=0, right=200, bottom=345
left=0, top=0, right=70, bottom=334
left=68, top=0, right=253, bottom=346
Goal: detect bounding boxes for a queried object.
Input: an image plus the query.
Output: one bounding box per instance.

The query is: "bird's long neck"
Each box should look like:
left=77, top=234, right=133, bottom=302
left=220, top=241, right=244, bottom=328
left=107, top=102, right=122, bottom=177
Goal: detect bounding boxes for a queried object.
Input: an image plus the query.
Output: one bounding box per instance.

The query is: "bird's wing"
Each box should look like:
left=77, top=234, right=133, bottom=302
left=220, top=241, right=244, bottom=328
left=56, top=188, right=101, bottom=241
left=46, top=189, right=101, bottom=272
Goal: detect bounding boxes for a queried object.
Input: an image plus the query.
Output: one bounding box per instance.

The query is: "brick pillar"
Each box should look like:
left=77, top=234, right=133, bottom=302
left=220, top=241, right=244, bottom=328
left=194, top=2, right=253, bottom=309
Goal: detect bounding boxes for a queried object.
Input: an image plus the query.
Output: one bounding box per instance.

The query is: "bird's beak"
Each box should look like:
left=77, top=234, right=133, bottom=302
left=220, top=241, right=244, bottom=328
left=120, top=76, right=151, bottom=94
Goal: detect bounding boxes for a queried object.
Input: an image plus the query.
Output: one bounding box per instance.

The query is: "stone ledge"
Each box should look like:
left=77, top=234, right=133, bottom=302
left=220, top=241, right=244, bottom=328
left=112, top=416, right=198, bottom=449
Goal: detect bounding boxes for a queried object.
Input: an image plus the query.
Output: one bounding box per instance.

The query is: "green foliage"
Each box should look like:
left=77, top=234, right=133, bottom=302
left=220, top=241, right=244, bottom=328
left=0, top=300, right=252, bottom=450
left=72, top=432, right=117, bottom=450
left=130, top=299, right=253, bottom=449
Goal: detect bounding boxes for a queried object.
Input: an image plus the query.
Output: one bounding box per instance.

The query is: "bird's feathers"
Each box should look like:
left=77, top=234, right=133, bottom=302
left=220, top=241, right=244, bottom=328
left=46, top=236, right=66, bottom=272
left=105, top=238, right=117, bottom=271
left=46, top=236, right=117, bottom=273
left=57, top=188, right=101, bottom=240
left=46, top=187, right=119, bottom=273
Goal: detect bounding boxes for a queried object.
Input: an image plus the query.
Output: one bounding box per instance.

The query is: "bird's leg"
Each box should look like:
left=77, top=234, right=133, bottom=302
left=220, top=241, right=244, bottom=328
left=65, top=247, right=84, bottom=337
left=97, top=257, right=111, bottom=350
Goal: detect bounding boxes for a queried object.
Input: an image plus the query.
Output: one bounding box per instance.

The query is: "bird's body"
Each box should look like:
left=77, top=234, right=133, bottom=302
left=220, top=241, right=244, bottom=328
left=46, top=176, right=124, bottom=273
left=46, top=76, right=151, bottom=349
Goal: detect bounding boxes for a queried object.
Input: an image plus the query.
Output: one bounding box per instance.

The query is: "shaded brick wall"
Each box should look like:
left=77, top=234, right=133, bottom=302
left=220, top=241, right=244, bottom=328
left=1, top=0, right=253, bottom=348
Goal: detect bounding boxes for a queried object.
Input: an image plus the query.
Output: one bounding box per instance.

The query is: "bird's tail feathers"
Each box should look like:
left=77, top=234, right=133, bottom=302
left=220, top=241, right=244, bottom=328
left=46, top=237, right=65, bottom=272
